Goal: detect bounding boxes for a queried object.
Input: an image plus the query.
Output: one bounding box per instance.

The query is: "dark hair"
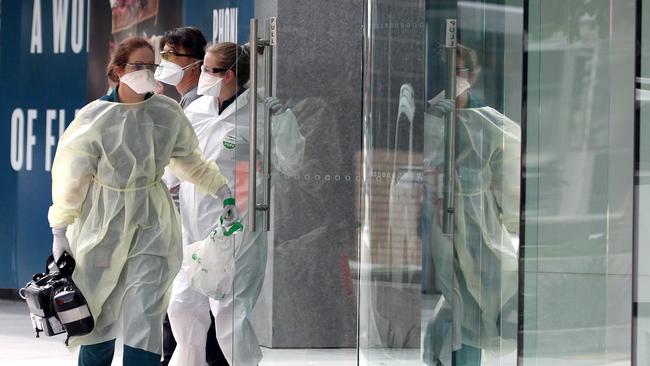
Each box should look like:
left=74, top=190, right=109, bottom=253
left=106, top=37, right=154, bottom=83
left=162, top=27, right=207, bottom=60
left=205, top=42, right=250, bottom=88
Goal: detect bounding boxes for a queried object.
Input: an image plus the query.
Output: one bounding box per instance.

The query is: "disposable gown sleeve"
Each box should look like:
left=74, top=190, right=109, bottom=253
left=423, top=112, right=446, bottom=167
left=168, top=116, right=228, bottom=195
left=271, top=109, right=305, bottom=176
left=48, top=116, right=99, bottom=228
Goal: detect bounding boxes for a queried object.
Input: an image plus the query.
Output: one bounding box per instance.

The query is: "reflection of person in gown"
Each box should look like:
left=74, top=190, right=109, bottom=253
left=422, top=44, right=520, bottom=366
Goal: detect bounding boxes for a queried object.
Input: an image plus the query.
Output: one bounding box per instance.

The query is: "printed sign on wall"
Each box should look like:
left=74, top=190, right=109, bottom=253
left=0, top=0, right=89, bottom=288
left=182, top=0, right=252, bottom=45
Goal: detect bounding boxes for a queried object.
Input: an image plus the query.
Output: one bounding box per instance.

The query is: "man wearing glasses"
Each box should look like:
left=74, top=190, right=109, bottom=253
left=155, top=27, right=206, bottom=109
left=156, top=27, right=229, bottom=366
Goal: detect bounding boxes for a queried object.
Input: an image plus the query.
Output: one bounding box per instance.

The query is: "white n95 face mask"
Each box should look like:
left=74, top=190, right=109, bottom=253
left=120, top=69, right=157, bottom=95
left=198, top=71, right=223, bottom=97
left=155, top=60, right=199, bottom=86
left=456, top=77, right=471, bottom=97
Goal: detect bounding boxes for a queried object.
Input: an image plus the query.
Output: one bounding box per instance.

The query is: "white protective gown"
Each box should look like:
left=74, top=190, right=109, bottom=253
left=168, top=89, right=305, bottom=366
left=422, top=106, right=520, bottom=365
left=48, top=94, right=228, bottom=354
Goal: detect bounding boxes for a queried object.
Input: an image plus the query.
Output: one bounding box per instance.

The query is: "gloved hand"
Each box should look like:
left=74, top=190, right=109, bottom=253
left=52, top=226, right=71, bottom=262
left=398, top=83, right=415, bottom=123
left=427, top=98, right=455, bottom=118
left=216, top=184, right=240, bottom=228
left=265, top=96, right=287, bottom=115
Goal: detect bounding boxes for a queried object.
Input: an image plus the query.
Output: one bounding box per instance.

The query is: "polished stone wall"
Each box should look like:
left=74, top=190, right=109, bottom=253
left=250, top=0, right=364, bottom=348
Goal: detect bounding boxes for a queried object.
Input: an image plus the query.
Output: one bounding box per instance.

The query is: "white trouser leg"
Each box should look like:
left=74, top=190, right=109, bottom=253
left=210, top=223, right=267, bottom=366
left=211, top=295, right=263, bottom=366
left=168, top=270, right=211, bottom=366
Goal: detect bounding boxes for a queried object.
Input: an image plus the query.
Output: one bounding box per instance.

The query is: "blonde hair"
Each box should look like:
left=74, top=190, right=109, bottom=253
left=205, top=42, right=250, bottom=88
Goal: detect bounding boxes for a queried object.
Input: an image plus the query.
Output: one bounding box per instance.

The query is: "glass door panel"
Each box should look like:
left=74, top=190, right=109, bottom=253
left=233, top=1, right=363, bottom=365
left=522, top=0, right=635, bottom=365
left=360, top=1, right=523, bottom=365
left=360, top=0, right=434, bottom=363
left=638, top=2, right=650, bottom=364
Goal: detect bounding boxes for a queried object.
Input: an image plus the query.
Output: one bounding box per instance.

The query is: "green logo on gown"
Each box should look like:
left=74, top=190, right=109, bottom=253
left=223, top=135, right=236, bottom=149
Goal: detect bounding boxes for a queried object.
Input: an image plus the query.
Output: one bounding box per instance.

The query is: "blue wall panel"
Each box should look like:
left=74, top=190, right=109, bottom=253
left=0, top=0, right=88, bottom=288
left=1, top=0, right=254, bottom=289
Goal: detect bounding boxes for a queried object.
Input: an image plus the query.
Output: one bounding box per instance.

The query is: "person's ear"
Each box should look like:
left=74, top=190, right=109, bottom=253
left=114, top=66, right=125, bottom=79
left=225, top=69, right=236, bottom=84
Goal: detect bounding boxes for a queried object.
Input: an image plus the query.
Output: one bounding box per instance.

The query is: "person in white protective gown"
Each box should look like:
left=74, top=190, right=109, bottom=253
left=47, top=37, right=238, bottom=366
left=421, top=44, right=520, bottom=366
left=167, top=42, right=305, bottom=366
left=154, top=26, right=231, bottom=366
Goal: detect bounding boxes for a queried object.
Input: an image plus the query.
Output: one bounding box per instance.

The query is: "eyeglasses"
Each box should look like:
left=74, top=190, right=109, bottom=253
left=160, top=50, right=197, bottom=61
left=202, top=65, right=231, bottom=74
left=456, top=67, right=470, bottom=77
left=125, top=63, right=159, bottom=72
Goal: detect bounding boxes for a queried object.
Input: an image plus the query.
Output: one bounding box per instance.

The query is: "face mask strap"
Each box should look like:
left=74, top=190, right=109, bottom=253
left=236, top=45, right=248, bottom=64
left=182, top=59, right=203, bottom=71
left=224, top=45, right=247, bottom=72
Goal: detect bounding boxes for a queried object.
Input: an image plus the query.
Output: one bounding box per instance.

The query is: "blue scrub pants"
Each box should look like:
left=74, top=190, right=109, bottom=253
left=78, top=339, right=161, bottom=366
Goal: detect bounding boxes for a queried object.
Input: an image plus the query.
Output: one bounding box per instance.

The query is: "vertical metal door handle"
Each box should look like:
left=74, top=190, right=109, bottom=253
left=248, top=18, right=275, bottom=232
left=248, top=18, right=259, bottom=232
left=443, top=19, right=457, bottom=234
left=263, top=18, right=274, bottom=232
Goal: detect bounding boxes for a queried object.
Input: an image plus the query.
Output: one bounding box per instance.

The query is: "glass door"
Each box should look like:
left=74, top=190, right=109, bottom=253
left=230, top=1, right=642, bottom=365
left=360, top=1, right=523, bottom=365
left=232, top=1, right=363, bottom=365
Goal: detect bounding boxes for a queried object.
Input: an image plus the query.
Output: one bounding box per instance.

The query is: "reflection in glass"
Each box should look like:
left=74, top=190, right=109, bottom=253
left=425, top=41, right=521, bottom=366
left=360, top=1, right=522, bottom=365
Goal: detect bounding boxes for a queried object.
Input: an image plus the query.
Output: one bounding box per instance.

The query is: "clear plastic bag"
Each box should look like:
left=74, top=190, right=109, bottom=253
left=181, top=223, right=241, bottom=300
